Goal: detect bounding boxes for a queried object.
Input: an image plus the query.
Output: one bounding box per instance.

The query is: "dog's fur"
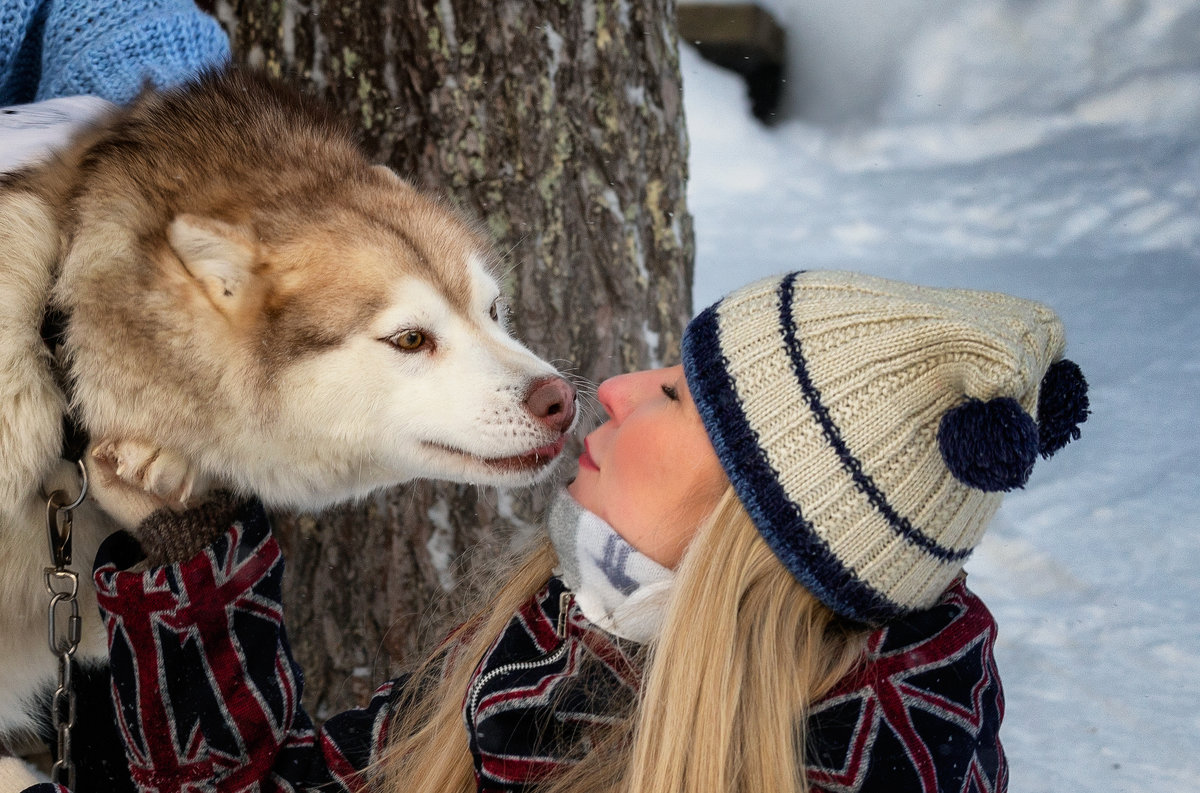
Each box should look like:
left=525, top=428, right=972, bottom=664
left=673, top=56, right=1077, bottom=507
left=0, top=70, right=574, bottom=737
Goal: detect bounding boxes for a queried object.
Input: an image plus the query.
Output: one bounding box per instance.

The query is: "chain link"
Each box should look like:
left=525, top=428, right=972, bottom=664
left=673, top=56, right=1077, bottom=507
left=44, top=463, right=86, bottom=791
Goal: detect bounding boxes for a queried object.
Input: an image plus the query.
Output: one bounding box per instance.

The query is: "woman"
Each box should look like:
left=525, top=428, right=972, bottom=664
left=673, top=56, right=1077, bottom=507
left=30, top=270, right=1088, bottom=793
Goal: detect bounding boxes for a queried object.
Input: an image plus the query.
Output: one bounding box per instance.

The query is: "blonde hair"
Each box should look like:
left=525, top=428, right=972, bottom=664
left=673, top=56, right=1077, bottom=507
left=374, top=540, right=558, bottom=793
left=375, top=488, right=868, bottom=793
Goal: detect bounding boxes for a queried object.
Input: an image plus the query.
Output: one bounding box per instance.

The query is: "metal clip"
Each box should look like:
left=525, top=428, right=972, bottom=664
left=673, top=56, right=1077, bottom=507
left=45, top=459, right=88, bottom=570
left=44, top=567, right=80, bottom=599
left=46, top=495, right=73, bottom=569
left=47, top=583, right=82, bottom=656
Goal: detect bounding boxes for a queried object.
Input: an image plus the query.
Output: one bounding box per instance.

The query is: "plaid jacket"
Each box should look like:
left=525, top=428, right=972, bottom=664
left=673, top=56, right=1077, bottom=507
left=26, top=499, right=1006, bottom=792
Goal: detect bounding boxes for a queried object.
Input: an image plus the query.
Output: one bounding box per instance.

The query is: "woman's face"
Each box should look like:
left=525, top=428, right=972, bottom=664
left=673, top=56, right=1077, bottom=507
left=567, top=365, right=727, bottom=567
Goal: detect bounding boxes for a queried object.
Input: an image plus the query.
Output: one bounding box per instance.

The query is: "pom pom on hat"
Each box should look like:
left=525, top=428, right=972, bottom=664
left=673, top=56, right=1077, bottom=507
left=937, top=359, right=1089, bottom=491
left=1037, top=359, right=1090, bottom=458
left=938, top=397, right=1039, bottom=492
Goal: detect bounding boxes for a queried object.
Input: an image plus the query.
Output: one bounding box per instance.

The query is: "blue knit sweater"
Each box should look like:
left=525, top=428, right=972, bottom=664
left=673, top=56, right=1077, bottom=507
left=0, top=0, right=229, bottom=105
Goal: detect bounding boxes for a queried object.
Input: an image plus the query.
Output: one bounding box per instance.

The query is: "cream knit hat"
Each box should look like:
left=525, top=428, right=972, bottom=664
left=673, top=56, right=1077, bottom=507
left=681, top=271, right=1089, bottom=625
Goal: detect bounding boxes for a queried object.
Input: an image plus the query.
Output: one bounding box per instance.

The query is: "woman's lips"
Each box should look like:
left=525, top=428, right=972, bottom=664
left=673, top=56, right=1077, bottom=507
left=578, top=438, right=599, bottom=471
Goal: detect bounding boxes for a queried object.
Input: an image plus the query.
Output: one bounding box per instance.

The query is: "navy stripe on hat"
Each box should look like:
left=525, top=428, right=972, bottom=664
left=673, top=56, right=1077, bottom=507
left=775, top=273, right=973, bottom=564
left=682, top=299, right=904, bottom=625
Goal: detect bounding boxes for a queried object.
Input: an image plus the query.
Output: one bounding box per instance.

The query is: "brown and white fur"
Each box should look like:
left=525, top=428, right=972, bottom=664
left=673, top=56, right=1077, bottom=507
left=0, top=70, right=575, bottom=741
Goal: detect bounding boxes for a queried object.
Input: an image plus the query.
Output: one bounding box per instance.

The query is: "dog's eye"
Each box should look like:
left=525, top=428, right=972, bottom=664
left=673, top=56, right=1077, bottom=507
left=391, top=330, right=428, bottom=351
left=489, top=299, right=502, bottom=322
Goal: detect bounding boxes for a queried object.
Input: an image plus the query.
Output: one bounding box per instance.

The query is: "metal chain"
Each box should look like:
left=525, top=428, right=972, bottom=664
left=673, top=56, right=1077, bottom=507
left=44, top=460, right=87, bottom=790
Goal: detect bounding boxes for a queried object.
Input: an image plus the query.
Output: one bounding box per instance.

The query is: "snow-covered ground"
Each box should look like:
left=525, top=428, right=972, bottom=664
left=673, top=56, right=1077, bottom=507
left=682, top=1, right=1200, bottom=790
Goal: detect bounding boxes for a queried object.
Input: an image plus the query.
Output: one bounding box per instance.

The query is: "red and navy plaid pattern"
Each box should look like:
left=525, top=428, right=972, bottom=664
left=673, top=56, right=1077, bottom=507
left=23, top=502, right=1004, bottom=793
left=91, top=503, right=397, bottom=793
left=806, top=579, right=1008, bottom=793
left=464, top=577, right=640, bottom=791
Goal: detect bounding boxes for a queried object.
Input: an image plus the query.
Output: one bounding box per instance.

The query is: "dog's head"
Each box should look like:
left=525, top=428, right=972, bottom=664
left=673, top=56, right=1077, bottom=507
left=56, top=71, right=577, bottom=510
left=177, top=182, right=576, bottom=507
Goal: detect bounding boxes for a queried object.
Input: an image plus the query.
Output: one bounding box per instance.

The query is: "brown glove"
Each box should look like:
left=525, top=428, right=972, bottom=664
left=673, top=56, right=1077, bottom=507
left=135, top=491, right=249, bottom=566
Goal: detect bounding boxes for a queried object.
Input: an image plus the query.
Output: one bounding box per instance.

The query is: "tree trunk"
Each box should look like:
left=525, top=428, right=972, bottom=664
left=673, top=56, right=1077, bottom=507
left=207, top=0, right=693, bottom=718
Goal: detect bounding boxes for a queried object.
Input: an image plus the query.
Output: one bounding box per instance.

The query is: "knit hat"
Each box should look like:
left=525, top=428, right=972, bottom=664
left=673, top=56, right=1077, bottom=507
left=681, top=271, right=1088, bottom=625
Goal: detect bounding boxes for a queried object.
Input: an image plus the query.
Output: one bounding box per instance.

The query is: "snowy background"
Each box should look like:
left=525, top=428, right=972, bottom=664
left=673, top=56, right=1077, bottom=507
left=680, top=0, right=1199, bottom=790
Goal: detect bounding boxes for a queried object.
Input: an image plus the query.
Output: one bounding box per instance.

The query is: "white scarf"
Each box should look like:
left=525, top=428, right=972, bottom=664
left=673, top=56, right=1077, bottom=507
left=547, top=491, right=674, bottom=644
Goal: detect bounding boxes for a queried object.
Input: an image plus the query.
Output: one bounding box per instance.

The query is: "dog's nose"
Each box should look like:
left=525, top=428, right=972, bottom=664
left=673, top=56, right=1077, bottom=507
left=524, top=376, right=577, bottom=433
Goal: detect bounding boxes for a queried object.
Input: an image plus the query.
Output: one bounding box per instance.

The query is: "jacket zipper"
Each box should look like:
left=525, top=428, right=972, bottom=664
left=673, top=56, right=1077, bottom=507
left=467, top=590, right=574, bottom=719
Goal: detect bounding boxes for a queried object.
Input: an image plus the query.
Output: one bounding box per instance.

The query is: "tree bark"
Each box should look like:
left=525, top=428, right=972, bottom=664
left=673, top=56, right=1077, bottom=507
left=207, top=0, right=693, bottom=718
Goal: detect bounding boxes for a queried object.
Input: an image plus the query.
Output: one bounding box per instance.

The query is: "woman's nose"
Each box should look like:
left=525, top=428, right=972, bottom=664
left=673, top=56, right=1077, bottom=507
left=596, top=368, right=658, bottom=420
left=595, top=375, right=625, bottom=420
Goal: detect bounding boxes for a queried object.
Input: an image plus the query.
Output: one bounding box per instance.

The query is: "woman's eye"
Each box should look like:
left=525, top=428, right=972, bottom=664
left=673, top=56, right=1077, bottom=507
left=391, top=330, right=428, bottom=351
left=661, top=384, right=679, bottom=401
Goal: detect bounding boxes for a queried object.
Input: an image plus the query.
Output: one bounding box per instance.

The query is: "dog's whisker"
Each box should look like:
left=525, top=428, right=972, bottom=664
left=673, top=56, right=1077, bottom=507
left=495, top=235, right=530, bottom=273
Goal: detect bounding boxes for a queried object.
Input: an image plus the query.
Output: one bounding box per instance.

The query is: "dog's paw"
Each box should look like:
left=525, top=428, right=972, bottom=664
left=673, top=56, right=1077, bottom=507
left=94, top=439, right=206, bottom=503
left=86, top=441, right=165, bottom=530
left=86, top=440, right=212, bottom=528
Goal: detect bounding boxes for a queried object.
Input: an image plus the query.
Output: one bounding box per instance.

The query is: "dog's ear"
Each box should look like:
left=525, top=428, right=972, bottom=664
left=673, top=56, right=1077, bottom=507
left=167, top=215, right=257, bottom=314
left=372, top=164, right=418, bottom=191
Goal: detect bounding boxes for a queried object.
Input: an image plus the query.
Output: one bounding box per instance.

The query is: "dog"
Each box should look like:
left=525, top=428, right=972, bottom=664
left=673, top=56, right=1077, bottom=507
left=0, top=69, right=576, bottom=742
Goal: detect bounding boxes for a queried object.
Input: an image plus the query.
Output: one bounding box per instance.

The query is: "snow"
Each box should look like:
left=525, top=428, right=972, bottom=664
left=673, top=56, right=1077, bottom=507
left=681, top=1, right=1200, bottom=789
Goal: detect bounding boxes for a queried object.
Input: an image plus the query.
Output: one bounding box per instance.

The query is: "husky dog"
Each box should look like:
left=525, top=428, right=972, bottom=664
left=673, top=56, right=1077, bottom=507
left=0, top=70, right=576, bottom=739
